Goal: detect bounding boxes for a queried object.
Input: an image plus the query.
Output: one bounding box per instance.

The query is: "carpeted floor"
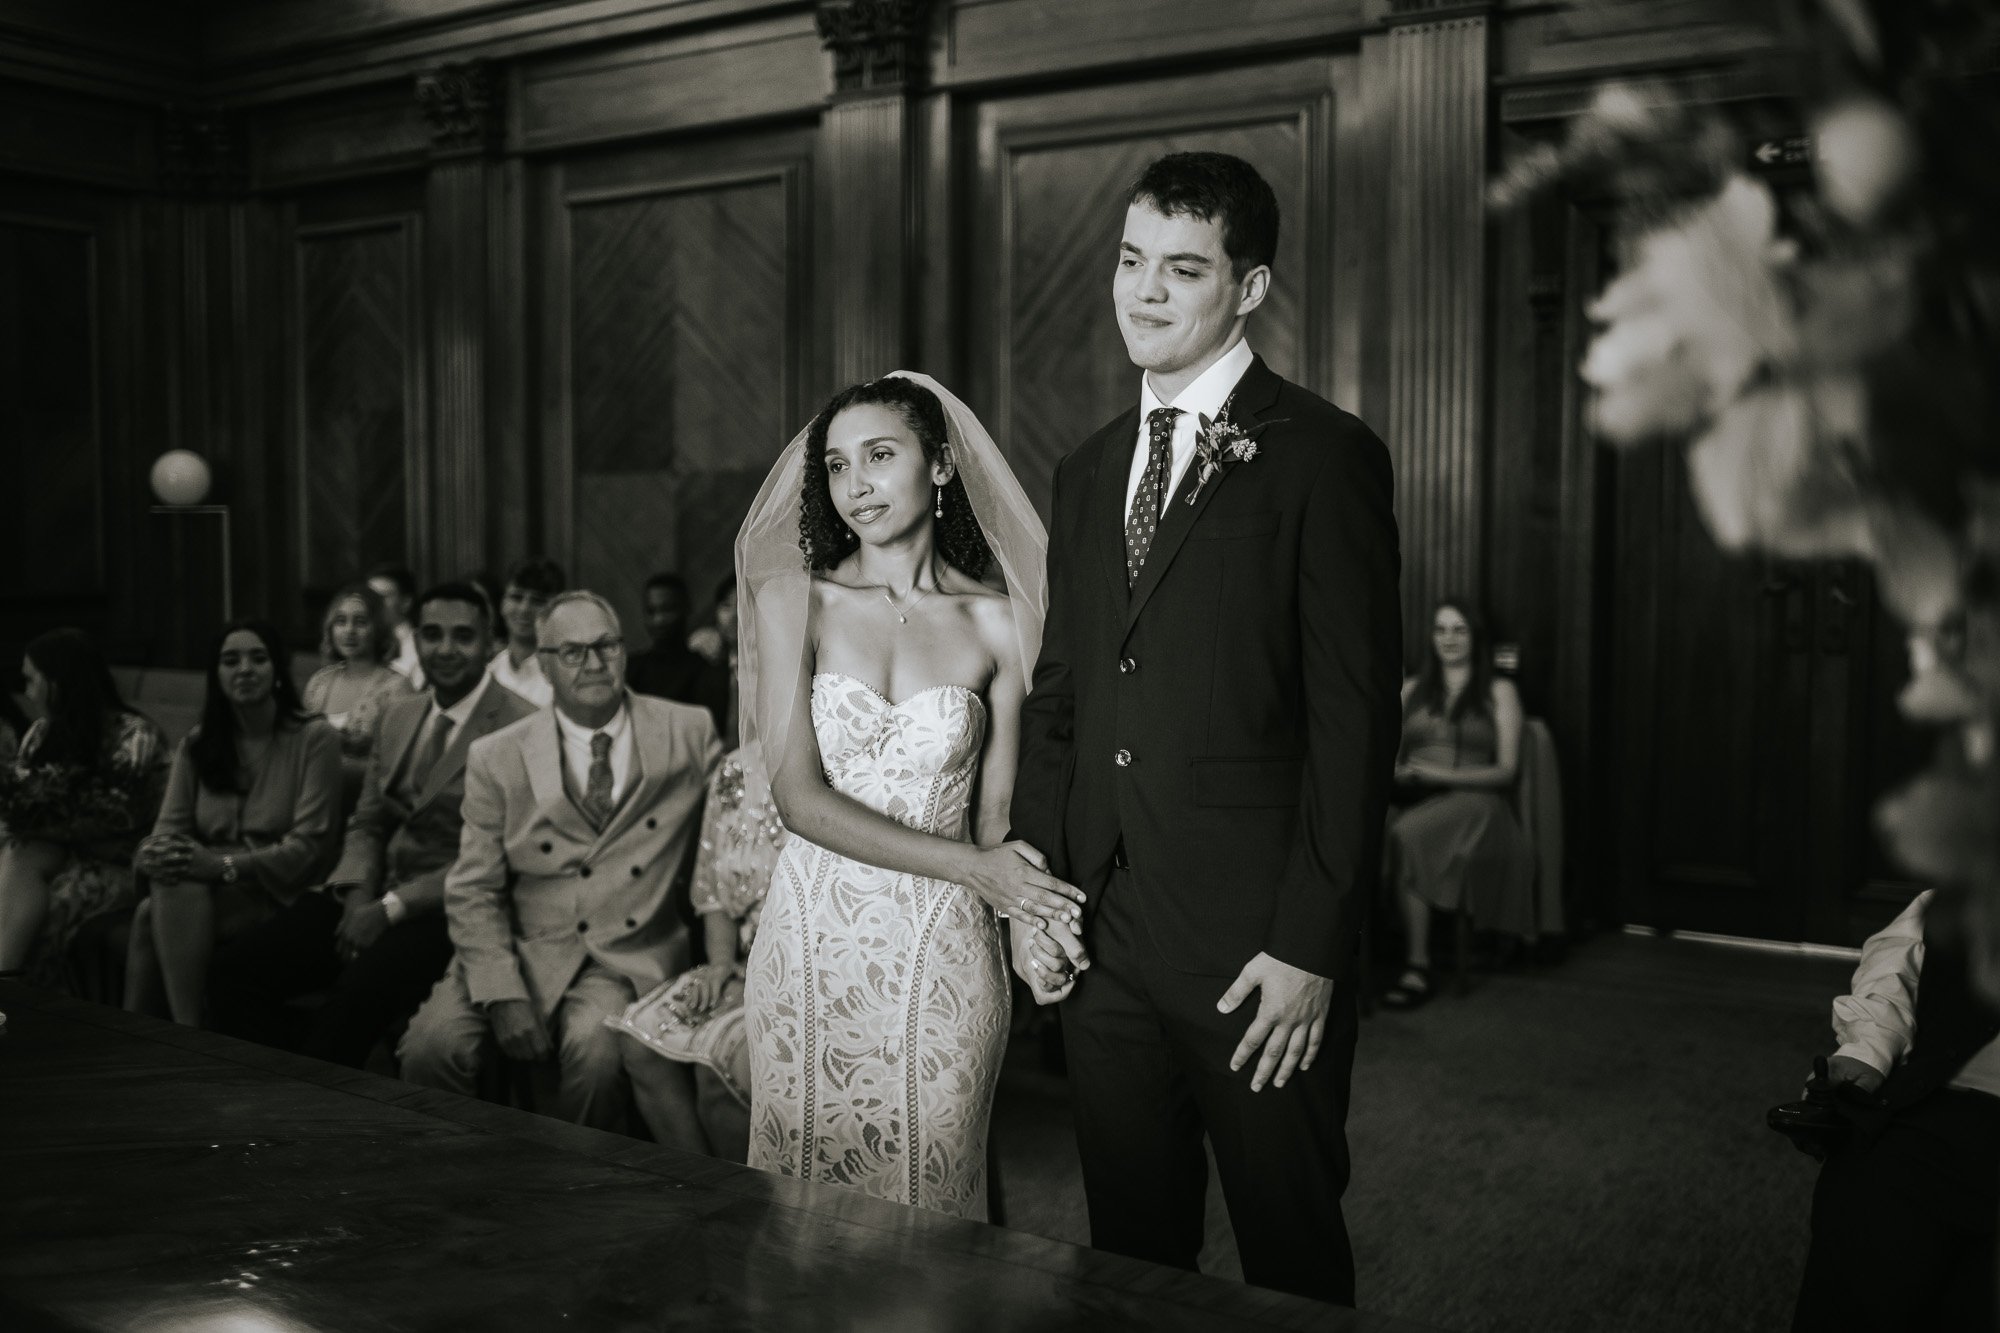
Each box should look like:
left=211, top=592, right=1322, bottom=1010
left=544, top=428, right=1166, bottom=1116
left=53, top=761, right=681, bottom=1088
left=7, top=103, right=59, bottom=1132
left=989, top=930, right=1856, bottom=1333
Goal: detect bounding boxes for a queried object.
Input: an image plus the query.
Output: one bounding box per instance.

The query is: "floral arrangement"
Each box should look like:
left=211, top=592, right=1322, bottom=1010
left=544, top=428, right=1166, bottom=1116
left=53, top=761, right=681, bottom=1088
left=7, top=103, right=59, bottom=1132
left=0, top=763, right=140, bottom=846
left=1496, top=0, right=2000, bottom=992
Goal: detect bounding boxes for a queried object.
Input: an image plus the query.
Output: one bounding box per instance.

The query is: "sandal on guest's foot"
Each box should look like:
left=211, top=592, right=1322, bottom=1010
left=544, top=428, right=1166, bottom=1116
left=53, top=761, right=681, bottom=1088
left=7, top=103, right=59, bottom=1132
left=1381, top=966, right=1433, bottom=1010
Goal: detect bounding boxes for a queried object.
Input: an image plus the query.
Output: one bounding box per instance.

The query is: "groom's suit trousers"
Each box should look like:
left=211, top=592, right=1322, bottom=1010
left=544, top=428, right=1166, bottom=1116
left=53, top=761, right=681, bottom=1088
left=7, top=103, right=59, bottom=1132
left=1061, top=866, right=1358, bottom=1305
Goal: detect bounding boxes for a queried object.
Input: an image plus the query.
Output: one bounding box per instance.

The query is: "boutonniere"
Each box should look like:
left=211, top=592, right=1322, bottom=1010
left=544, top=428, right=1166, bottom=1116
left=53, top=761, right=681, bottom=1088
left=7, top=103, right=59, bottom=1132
left=1187, top=400, right=1282, bottom=505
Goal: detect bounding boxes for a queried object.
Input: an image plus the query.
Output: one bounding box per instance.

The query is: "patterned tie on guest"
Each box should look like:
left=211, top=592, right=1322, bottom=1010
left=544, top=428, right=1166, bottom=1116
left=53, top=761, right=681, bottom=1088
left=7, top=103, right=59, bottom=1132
left=582, top=731, right=615, bottom=829
left=1126, top=406, right=1180, bottom=590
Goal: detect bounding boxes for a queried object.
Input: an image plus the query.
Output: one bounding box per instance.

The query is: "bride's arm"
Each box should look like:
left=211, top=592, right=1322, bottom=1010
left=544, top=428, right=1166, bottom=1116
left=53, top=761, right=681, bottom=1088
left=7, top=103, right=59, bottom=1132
left=757, top=595, right=1084, bottom=925
left=971, top=625, right=1025, bottom=849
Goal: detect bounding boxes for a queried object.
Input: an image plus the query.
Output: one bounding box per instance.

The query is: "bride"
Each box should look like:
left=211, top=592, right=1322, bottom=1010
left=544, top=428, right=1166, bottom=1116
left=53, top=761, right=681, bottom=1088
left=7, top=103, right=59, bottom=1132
left=738, top=372, right=1087, bottom=1219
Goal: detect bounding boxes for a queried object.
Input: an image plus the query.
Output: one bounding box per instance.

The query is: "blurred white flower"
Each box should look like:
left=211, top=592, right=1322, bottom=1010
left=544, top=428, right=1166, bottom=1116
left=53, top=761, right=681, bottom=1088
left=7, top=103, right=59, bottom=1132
left=1583, top=176, right=1795, bottom=443
left=1812, top=96, right=1919, bottom=227
left=1685, top=377, right=1870, bottom=555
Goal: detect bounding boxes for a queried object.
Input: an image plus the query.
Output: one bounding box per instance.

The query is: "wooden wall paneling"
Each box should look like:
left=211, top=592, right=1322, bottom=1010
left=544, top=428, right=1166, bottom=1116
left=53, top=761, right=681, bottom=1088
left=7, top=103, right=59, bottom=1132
left=940, top=0, right=1369, bottom=90
left=0, top=81, right=156, bottom=189
left=1383, top=14, right=1488, bottom=663
left=0, top=0, right=198, bottom=101
left=248, top=83, right=433, bottom=190
left=0, top=204, right=106, bottom=608
left=289, top=205, right=428, bottom=609
left=538, top=126, right=815, bottom=636
left=1496, top=0, right=1773, bottom=84
left=515, top=13, right=826, bottom=156
left=915, top=89, right=959, bottom=387
left=201, top=0, right=803, bottom=104
left=968, top=57, right=1341, bottom=524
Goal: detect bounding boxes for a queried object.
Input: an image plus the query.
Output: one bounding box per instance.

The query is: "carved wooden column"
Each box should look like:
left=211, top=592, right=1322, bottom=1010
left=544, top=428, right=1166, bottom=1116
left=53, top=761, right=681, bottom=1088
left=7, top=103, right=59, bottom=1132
left=1379, top=2, right=1490, bottom=655
left=816, top=0, right=932, bottom=386
left=418, top=60, right=503, bottom=578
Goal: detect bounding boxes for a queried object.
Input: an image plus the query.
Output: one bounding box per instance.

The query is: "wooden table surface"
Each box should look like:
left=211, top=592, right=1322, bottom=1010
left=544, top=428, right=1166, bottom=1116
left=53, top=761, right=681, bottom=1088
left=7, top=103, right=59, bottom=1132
left=0, top=983, right=1438, bottom=1332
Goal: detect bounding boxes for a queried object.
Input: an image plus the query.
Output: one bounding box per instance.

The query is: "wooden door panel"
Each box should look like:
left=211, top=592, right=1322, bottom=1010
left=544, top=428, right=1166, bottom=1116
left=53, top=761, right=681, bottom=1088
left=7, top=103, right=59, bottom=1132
left=540, top=126, right=814, bottom=634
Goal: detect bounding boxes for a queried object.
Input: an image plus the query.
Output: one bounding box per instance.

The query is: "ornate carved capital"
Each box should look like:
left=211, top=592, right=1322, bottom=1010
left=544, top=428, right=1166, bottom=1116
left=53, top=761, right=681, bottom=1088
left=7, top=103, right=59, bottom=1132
left=815, top=0, right=932, bottom=94
left=417, top=61, right=503, bottom=154
left=160, top=107, right=247, bottom=196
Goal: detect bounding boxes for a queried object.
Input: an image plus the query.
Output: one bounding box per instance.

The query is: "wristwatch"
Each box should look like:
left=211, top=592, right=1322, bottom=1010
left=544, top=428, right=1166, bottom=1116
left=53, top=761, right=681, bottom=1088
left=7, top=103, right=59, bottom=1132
left=379, top=890, right=408, bottom=925
left=220, top=854, right=239, bottom=885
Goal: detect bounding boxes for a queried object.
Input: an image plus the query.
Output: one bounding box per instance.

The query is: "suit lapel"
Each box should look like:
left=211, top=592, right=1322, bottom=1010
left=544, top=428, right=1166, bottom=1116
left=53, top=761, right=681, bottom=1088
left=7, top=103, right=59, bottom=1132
left=412, top=683, right=495, bottom=811
left=1121, top=355, right=1284, bottom=637
left=376, top=698, right=424, bottom=798
left=524, top=710, right=594, bottom=845
left=1090, top=407, right=1141, bottom=606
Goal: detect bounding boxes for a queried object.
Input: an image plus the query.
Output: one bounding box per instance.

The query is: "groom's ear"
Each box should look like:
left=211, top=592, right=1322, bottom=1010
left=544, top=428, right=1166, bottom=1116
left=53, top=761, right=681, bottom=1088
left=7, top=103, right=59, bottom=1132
left=1235, top=265, right=1272, bottom=319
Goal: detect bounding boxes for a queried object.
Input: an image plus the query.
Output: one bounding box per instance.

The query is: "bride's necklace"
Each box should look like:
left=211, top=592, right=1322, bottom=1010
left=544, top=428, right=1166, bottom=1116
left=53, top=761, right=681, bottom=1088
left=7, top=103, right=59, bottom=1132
left=881, top=582, right=936, bottom=625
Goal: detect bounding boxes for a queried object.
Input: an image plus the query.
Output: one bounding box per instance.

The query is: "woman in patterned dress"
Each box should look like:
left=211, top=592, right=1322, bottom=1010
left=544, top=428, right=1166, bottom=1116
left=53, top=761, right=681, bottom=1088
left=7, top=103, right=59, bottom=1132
left=300, top=582, right=414, bottom=793
left=736, top=375, right=1086, bottom=1219
left=0, top=628, right=170, bottom=987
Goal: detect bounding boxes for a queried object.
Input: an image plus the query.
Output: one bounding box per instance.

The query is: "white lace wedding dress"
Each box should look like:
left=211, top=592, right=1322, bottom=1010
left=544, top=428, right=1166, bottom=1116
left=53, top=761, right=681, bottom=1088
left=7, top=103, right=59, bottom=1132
left=744, top=671, right=1010, bottom=1220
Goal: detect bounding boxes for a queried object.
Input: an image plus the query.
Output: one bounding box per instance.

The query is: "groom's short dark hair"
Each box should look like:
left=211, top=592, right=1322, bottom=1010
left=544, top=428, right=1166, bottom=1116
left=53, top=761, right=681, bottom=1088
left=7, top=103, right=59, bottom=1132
left=1128, top=152, right=1279, bottom=280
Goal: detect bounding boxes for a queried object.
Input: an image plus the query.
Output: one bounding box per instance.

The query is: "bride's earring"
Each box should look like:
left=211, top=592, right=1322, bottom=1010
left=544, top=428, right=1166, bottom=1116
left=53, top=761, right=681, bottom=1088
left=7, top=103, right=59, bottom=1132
left=934, top=485, right=944, bottom=519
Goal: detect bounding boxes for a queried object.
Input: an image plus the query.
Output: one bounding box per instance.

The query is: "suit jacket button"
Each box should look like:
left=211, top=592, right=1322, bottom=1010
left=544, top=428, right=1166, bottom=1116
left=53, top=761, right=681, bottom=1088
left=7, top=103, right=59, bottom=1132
left=624, top=917, right=637, bottom=929
left=1118, top=657, right=1136, bottom=674
left=646, top=817, right=657, bottom=829
left=541, top=842, right=553, bottom=853
left=577, top=921, right=588, bottom=933
left=1114, top=749, right=1131, bottom=767
left=579, top=866, right=592, bottom=879
left=630, top=865, right=643, bottom=877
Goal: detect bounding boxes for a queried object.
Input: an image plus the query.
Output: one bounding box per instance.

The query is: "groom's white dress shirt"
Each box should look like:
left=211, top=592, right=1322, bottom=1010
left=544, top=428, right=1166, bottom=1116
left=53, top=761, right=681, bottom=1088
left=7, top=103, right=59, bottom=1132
left=1125, top=336, right=1256, bottom=521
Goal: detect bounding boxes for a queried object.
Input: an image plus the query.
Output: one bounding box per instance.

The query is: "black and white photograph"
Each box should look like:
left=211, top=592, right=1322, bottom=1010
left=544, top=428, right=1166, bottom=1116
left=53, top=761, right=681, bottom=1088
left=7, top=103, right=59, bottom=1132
left=3, top=1, right=1999, bottom=1329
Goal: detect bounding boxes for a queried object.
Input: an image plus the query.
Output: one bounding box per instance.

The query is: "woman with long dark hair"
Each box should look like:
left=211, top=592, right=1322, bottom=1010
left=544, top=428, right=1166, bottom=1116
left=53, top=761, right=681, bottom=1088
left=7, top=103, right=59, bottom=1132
left=1380, top=599, right=1536, bottom=1009
left=0, top=629, right=169, bottom=984
left=125, top=620, right=343, bottom=1027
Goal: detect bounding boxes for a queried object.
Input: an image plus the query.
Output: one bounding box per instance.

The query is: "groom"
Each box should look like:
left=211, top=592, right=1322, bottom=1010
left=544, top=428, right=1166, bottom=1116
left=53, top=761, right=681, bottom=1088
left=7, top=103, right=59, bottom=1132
left=1011, top=151, right=1401, bottom=1303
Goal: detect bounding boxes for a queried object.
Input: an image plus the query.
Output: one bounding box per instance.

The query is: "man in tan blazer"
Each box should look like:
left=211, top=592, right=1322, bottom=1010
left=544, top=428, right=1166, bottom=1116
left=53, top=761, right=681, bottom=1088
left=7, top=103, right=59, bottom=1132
left=400, top=590, right=721, bottom=1151
left=210, top=582, right=537, bottom=1066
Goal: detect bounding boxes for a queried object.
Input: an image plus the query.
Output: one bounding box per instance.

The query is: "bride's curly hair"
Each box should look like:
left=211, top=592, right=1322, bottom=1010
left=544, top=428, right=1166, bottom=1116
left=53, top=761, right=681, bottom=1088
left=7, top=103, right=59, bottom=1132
left=798, top=377, right=993, bottom=578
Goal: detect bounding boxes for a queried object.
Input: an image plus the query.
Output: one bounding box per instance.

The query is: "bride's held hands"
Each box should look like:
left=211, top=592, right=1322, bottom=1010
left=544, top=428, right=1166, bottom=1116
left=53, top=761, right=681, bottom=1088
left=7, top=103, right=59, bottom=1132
left=962, top=841, right=1084, bottom=927
left=1009, top=913, right=1088, bottom=1004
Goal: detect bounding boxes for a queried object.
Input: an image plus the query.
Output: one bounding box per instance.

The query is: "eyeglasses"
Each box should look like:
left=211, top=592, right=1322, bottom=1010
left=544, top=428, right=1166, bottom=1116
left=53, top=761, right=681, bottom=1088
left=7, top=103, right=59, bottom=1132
left=537, top=637, right=625, bottom=668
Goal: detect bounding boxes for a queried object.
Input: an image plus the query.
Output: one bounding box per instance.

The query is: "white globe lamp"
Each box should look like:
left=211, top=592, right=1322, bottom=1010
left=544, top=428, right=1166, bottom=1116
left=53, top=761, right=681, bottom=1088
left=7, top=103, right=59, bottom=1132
left=150, top=450, right=213, bottom=507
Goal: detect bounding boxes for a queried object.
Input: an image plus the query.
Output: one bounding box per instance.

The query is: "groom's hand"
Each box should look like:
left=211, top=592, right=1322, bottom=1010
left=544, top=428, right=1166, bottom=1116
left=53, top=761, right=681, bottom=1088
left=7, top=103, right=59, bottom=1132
left=1218, top=953, right=1333, bottom=1092
left=1009, top=916, right=1088, bottom=1005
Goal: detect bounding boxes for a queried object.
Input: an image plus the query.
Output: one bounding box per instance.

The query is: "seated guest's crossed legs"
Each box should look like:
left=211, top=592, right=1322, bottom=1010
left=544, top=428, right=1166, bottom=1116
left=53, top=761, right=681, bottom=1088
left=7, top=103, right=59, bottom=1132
left=209, top=893, right=344, bottom=1050
left=300, top=913, right=454, bottom=1069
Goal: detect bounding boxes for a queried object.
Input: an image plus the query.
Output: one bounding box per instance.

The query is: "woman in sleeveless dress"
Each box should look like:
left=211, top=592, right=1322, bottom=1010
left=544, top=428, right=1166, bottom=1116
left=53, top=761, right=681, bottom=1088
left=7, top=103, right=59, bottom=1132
left=737, top=374, right=1087, bottom=1220
left=1380, top=599, right=1534, bottom=1008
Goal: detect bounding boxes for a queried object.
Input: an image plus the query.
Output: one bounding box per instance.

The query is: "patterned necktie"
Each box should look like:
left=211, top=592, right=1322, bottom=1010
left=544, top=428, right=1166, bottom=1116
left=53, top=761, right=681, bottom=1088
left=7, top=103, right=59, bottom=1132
left=582, top=731, right=615, bottom=829
left=1126, top=407, right=1180, bottom=589
left=411, top=713, right=454, bottom=794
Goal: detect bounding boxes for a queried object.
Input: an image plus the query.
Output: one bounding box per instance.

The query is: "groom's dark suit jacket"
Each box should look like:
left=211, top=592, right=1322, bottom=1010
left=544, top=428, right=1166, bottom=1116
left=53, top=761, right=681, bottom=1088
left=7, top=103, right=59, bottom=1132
left=1013, top=354, right=1401, bottom=978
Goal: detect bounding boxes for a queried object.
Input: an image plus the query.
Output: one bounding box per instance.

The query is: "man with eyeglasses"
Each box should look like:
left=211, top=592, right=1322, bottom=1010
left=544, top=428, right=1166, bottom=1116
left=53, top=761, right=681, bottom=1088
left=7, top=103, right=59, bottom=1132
left=209, top=582, right=539, bottom=1065
left=399, top=589, right=721, bottom=1151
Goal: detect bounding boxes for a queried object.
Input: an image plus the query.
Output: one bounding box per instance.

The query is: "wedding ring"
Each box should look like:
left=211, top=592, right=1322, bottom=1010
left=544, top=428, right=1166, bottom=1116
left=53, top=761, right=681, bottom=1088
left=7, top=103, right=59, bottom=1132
left=1017, top=896, right=1029, bottom=912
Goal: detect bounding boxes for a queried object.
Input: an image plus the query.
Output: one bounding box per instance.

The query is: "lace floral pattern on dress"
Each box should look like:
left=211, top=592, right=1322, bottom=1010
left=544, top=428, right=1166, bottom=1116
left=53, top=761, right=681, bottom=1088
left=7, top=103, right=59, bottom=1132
left=745, top=672, right=1010, bottom=1220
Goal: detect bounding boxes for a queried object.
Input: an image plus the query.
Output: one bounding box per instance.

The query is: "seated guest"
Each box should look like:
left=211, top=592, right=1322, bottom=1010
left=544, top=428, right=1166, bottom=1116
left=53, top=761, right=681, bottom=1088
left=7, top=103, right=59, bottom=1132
left=0, top=677, right=27, bottom=767
left=489, top=556, right=564, bottom=708
left=627, top=572, right=728, bottom=729
left=1793, top=889, right=2000, bottom=1332
left=399, top=590, right=721, bottom=1150
left=209, top=584, right=538, bottom=1065
left=301, top=582, right=415, bottom=772
left=687, top=575, right=740, bottom=748
left=613, top=739, right=784, bottom=1161
left=1380, top=599, right=1534, bottom=1009
left=125, top=621, right=343, bottom=1027
left=367, top=563, right=425, bottom=690
left=0, top=629, right=169, bottom=986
